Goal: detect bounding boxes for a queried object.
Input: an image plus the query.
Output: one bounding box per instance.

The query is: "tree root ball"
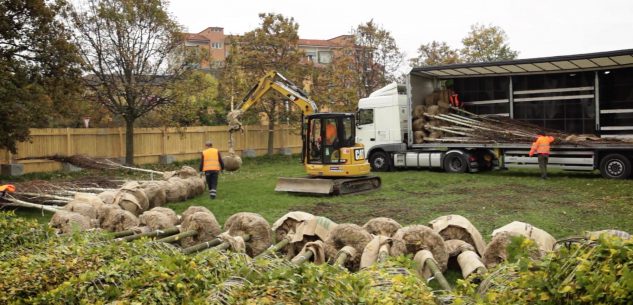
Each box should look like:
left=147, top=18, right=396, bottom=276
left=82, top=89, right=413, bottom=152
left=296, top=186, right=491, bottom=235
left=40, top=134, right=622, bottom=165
left=98, top=190, right=117, bottom=205
left=64, top=200, right=99, bottom=220
left=141, top=181, right=167, bottom=208
left=179, top=211, right=222, bottom=248
left=363, top=217, right=402, bottom=237
left=429, top=215, right=487, bottom=256
left=100, top=208, right=140, bottom=232
left=139, top=209, right=178, bottom=231
left=390, top=225, right=449, bottom=271
left=165, top=177, right=188, bottom=202
left=272, top=211, right=315, bottom=242
left=324, top=223, right=372, bottom=271
left=223, top=154, right=242, bottom=172
left=180, top=206, right=212, bottom=224
left=49, top=210, right=92, bottom=234
left=223, top=212, right=272, bottom=257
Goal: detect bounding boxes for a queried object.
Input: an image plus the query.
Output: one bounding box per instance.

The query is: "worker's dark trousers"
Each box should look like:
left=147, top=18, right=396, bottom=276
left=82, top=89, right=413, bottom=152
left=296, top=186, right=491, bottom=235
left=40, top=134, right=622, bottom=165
left=205, top=171, right=219, bottom=198
left=538, top=154, right=549, bottom=178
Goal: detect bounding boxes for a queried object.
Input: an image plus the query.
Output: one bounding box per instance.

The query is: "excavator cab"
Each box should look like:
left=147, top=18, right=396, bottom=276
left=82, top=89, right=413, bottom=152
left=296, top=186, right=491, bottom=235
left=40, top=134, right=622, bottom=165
left=304, top=113, right=357, bottom=167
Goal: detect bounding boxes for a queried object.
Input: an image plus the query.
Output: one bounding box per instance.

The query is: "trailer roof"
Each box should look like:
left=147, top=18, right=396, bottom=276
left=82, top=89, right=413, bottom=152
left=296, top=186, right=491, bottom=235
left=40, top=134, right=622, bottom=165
left=410, top=49, right=633, bottom=78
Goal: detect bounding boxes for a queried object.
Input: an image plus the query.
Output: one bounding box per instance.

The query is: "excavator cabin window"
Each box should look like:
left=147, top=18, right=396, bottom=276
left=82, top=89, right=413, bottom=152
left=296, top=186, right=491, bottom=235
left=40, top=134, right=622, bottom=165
left=306, top=115, right=355, bottom=164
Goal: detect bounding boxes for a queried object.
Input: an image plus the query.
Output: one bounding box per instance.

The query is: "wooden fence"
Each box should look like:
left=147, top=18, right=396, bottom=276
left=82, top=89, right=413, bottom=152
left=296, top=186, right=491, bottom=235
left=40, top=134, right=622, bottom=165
left=0, top=125, right=302, bottom=174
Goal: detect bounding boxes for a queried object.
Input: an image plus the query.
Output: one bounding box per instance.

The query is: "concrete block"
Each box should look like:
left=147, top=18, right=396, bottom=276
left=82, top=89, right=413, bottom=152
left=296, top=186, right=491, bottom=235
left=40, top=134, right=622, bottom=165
left=279, top=147, right=293, bottom=156
left=62, top=162, right=83, bottom=172
left=242, top=149, right=257, bottom=158
left=159, top=155, right=176, bottom=165
left=1, top=163, right=24, bottom=176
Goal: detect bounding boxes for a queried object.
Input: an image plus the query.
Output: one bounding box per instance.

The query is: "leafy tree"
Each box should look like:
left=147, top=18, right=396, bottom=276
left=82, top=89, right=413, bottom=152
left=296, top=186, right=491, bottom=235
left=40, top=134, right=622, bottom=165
left=410, top=41, right=461, bottom=67
left=461, top=23, right=519, bottom=63
left=67, top=0, right=199, bottom=164
left=138, top=70, right=219, bottom=127
left=223, top=13, right=305, bottom=156
left=310, top=45, right=360, bottom=113
left=0, top=0, right=82, bottom=153
left=351, top=20, right=404, bottom=98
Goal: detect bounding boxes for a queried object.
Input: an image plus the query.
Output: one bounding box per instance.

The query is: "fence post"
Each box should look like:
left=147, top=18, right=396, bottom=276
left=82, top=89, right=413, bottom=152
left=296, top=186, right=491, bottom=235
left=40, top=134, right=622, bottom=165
left=118, top=127, right=124, bottom=158
left=66, top=128, right=72, bottom=156
left=161, top=128, right=167, bottom=156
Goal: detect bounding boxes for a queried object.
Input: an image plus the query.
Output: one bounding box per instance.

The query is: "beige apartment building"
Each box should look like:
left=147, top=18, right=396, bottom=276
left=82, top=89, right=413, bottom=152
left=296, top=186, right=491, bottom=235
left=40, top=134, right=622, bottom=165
left=184, top=26, right=352, bottom=69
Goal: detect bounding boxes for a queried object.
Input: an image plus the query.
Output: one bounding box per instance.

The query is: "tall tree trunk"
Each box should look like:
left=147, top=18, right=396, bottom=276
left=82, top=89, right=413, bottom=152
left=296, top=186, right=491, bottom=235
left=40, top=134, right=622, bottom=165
left=267, top=118, right=275, bottom=156
left=125, top=117, right=135, bottom=165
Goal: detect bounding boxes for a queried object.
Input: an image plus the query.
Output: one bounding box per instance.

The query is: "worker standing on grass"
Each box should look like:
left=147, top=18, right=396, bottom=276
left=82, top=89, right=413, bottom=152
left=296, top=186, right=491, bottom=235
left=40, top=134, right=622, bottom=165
left=200, top=141, right=224, bottom=199
left=529, top=130, right=555, bottom=179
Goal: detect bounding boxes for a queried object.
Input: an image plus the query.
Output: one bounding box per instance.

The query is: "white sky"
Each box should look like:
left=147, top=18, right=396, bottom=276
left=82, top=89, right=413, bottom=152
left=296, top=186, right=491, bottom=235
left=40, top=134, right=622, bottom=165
left=169, top=0, right=633, bottom=66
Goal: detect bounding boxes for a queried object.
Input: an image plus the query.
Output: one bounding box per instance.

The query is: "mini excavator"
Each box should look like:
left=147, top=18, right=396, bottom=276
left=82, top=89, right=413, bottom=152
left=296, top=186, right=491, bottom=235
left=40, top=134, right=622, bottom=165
left=228, top=71, right=381, bottom=195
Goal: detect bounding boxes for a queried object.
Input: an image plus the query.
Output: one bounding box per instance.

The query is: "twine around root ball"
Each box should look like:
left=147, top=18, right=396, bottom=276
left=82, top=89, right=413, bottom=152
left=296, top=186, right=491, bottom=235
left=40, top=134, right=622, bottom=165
left=325, top=223, right=372, bottom=271
left=363, top=217, right=402, bottom=237
left=223, top=212, right=272, bottom=257
left=390, top=225, right=449, bottom=271
left=179, top=211, right=222, bottom=248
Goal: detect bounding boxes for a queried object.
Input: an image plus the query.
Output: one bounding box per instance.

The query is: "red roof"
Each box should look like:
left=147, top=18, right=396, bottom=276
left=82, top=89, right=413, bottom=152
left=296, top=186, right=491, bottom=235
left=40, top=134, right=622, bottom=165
left=185, top=33, right=209, bottom=42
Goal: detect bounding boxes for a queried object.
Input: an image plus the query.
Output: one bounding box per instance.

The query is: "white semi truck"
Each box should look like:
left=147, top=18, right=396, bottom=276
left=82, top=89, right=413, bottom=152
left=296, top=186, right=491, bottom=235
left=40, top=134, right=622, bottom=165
left=357, top=49, right=633, bottom=179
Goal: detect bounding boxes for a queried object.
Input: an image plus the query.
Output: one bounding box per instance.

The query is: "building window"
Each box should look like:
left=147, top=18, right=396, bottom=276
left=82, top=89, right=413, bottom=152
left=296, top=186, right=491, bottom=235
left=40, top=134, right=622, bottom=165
left=306, top=51, right=316, bottom=62
left=318, top=51, right=332, bottom=64
left=211, top=42, right=222, bottom=49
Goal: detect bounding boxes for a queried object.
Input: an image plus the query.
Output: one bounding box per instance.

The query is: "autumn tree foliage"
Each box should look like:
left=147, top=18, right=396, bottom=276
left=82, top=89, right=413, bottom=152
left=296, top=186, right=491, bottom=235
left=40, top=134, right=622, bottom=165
left=67, top=0, right=200, bottom=164
left=221, top=13, right=306, bottom=155
left=0, top=0, right=82, bottom=153
left=460, top=23, right=519, bottom=63
left=409, top=41, right=461, bottom=67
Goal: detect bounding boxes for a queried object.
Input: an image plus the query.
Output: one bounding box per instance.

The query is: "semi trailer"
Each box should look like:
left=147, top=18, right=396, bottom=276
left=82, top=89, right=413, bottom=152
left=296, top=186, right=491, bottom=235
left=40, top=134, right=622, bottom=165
left=357, top=49, right=633, bottom=179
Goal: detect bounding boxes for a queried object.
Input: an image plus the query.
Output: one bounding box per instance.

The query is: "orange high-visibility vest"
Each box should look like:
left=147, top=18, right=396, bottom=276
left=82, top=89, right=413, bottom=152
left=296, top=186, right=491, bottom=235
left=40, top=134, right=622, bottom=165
left=202, top=148, right=221, bottom=171
left=0, top=184, right=15, bottom=193
left=325, top=123, right=337, bottom=145
left=529, top=135, right=555, bottom=156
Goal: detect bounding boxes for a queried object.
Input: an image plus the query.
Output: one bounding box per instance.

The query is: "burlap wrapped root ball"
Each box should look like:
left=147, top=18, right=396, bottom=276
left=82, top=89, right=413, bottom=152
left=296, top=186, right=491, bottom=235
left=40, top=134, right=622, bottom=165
left=363, top=217, right=402, bottom=237
left=482, top=232, right=543, bottom=268
left=49, top=210, right=92, bottom=234
left=139, top=208, right=179, bottom=231
left=180, top=206, right=212, bottom=224
left=325, top=223, right=372, bottom=271
left=412, top=118, right=426, bottom=131
left=272, top=211, right=315, bottom=242
left=429, top=215, right=487, bottom=256
left=223, top=212, right=272, bottom=257
left=165, top=177, right=188, bottom=202
left=183, top=177, right=205, bottom=197
left=413, top=131, right=426, bottom=144
left=99, top=205, right=140, bottom=232
left=113, top=181, right=149, bottom=216
left=179, top=211, right=222, bottom=248
left=413, top=105, right=426, bottom=119
left=141, top=181, right=167, bottom=208
left=64, top=198, right=101, bottom=220
left=180, top=177, right=199, bottom=199
left=390, top=225, right=449, bottom=271
left=223, top=153, right=242, bottom=172
left=97, top=190, right=117, bottom=205
left=176, top=166, right=198, bottom=178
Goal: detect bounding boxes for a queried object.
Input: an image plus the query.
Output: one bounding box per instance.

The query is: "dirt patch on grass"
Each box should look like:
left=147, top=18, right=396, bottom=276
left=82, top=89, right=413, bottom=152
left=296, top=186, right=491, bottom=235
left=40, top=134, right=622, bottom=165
left=291, top=198, right=425, bottom=225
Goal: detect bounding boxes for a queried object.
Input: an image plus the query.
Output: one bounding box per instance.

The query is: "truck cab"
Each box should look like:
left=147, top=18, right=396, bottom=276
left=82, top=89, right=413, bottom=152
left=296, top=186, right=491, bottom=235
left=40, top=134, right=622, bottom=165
left=356, top=83, right=408, bottom=170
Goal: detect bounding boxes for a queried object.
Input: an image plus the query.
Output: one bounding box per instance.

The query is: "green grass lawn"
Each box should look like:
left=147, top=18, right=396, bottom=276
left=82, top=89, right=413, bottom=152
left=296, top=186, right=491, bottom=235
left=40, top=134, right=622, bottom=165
left=8, top=154, right=633, bottom=240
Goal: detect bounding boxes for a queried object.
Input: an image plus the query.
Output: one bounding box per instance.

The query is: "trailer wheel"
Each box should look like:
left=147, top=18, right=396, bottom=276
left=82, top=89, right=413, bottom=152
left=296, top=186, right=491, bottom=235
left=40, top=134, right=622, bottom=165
left=599, top=154, right=631, bottom=179
left=443, top=152, right=468, bottom=173
left=369, top=151, right=391, bottom=172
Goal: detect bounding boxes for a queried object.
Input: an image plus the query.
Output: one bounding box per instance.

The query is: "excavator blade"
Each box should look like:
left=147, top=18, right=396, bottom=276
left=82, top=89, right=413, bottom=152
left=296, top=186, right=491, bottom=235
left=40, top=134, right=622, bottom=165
left=275, top=176, right=381, bottom=196
left=275, top=177, right=334, bottom=195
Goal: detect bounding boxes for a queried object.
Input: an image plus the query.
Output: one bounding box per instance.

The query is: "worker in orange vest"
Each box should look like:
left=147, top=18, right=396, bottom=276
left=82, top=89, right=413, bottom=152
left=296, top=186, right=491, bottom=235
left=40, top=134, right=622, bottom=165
left=199, top=140, right=224, bottom=199
left=529, top=130, right=555, bottom=179
left=325, top=121, right=337, bottom=145
left=0, top=184, right=16, bottom=198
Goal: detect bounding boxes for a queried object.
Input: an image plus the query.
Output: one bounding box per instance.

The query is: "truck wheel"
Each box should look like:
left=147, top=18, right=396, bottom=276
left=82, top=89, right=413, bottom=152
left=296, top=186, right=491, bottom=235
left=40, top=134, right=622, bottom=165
left=443, top=152, right=468, bottom=173
left=599, top=154, right=631, bottom=179
left=370, top=151, right=391, bottom=172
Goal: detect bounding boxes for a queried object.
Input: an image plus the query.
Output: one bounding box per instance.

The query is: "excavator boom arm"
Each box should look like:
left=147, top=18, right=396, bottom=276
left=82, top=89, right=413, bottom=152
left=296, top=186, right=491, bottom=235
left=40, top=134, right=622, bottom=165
left=236, top=71, right=318, bottom=115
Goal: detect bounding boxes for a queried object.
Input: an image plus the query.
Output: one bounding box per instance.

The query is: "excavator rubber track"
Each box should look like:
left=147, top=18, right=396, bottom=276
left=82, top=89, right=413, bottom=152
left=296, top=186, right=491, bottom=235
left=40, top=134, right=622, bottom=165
left=274, top=176, right=381, bottom=196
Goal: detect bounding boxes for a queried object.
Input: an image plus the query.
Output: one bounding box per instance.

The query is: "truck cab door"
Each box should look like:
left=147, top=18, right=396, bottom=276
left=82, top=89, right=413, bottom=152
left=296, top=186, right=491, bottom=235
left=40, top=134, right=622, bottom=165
left=356, top=108, right=376, bottom=154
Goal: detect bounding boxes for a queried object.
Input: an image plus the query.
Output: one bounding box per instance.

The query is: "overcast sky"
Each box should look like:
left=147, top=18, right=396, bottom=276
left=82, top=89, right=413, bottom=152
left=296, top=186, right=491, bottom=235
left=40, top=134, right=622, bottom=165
left=169, top=0, right=633, bottom=66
